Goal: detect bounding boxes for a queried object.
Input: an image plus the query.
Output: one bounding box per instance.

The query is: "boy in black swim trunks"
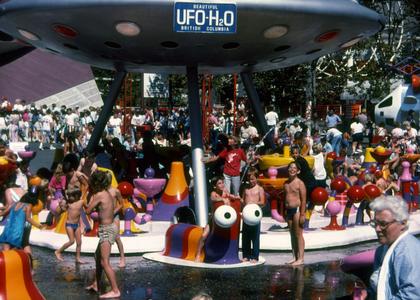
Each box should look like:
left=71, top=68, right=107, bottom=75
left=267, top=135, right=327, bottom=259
left=55, top=187, right=86, bottom=264
left=284, top=161, right=307, bottom=266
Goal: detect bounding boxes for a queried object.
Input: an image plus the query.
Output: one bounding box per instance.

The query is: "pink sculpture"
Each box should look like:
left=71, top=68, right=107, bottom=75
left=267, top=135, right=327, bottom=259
left=400, top=160, right=419, bottom=212
left=323, top=200, right=344, bottom=230
left=120, top=167, right=167, bottom=236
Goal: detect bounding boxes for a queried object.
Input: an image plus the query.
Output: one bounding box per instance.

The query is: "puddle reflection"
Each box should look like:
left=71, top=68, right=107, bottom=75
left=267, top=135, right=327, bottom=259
left=32, top=247, right=359, bottom=299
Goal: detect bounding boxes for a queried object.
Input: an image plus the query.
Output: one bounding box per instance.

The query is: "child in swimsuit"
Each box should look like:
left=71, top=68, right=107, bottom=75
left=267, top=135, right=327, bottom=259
left=0, top=187, right=45, bottom=261
left=54, top=187, right=85, bottom=264
left=49, top=164, right=66, bottom=200
left=284, top=161, right=307, bottom=266
left=241, top=168, right=266, bottom=263
left=85, top=171, right=120, bottom=299
left=106, top=173, right=126, bottom=268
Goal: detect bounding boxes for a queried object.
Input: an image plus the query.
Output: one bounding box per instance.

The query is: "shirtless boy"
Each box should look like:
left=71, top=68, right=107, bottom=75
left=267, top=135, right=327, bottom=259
left=85, top=171, right=120, bottom=299
left=284, top=162, right=306, bottom=266
left=54, top=187, right=85, bottom=264
left=63, top=160, right=89, bottom=196
left=106, top=174, right=126, bottom=268
left=241, top=168, right=265, bottom=262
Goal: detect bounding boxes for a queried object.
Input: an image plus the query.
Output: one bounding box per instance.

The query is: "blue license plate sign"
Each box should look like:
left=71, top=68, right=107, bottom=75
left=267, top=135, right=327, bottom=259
left=174, top=2, right=237, bottom=34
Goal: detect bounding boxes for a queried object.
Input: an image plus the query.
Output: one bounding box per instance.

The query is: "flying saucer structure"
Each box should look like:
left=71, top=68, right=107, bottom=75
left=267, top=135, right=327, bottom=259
left=0, top=0, right=384, bottom=227
left=0, top=0, right=383, bottom=74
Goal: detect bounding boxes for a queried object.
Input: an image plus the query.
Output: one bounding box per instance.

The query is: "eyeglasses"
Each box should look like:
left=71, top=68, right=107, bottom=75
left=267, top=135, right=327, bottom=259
left=369, top=220, right=398, bottom=230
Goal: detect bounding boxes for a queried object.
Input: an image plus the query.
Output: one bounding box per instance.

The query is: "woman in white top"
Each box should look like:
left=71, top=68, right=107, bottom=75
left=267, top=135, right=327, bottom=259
left=376, top=122, right=387, bottom=137
left=350, top=118, right=364, bottom=154
left=311, top=143, right=327, bottom=188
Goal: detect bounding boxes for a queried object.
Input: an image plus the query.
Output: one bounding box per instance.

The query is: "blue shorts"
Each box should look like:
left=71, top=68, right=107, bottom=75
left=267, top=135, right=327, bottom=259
left=66, top=223, right=79, bottom=231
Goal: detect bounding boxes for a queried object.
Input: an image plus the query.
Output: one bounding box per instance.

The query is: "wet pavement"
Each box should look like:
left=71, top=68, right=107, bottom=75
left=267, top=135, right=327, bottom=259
left=32, top=241, right=379, bottom=300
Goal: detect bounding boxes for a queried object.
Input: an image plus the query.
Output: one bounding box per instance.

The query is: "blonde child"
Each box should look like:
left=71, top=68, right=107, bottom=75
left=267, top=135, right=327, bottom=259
left=49, top=163, right=66, bottom=200
left=54, top=187, right=85, bottom=264
left=241, top=168, right=265, bottom=262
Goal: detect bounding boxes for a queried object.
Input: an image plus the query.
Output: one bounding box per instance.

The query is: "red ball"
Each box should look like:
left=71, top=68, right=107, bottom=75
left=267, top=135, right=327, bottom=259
left=364, top=184, right=382, bottom=200
left=368, top=166, right=377, bottom=174
left=347, top=185, right=365, bottom=203
left=374, top=170, right=383, bottom=179
left=118, top=181, right=134, bottom=198
left=331, top=178, right=347, bottom=193
left=327, top=152, right=337, bottom=160
left=311, top=187, right=329, bottom=205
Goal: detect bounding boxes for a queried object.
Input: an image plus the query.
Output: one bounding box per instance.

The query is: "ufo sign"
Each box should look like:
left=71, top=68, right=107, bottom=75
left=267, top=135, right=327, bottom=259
left=174, top=2, right=237, bottom=34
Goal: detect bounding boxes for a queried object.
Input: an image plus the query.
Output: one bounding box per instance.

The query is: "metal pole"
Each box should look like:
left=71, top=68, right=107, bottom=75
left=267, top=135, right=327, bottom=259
left=240, top=72, right=269, bottom=135
left=233, top=73, right=237, bottom=134
left=187, top=65, right=208, bottom=227
left=87, top=71, right=127, bottom=153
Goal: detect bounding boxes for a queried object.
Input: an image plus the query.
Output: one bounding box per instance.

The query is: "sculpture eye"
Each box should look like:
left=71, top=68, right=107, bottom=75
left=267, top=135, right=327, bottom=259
left=214, top=205, right=237, bottom=228
left=242, top=204, right=262, bottom=226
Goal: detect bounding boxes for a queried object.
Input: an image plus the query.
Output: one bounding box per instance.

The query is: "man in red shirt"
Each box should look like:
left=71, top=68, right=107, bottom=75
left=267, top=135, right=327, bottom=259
left=205, top=136, right=247, bottom=195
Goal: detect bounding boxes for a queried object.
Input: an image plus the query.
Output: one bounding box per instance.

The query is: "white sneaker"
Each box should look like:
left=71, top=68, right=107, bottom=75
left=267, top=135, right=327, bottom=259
left=50, top=145, right=56, bottom=150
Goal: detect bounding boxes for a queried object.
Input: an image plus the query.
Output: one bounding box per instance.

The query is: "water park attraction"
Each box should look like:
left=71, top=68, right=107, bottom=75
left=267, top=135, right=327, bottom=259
left=3, top=146, right=420, bottom=256
left=0, top=0, right=400, bottom=287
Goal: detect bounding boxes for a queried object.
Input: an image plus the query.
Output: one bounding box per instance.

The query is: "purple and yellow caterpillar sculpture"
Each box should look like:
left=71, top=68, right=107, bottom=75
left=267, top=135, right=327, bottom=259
left=163, top=200, right=263, bottom=265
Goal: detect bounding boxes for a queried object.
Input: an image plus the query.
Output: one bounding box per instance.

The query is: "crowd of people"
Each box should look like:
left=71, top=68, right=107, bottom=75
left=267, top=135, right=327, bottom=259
left=0, top=95, right=420, bottom=298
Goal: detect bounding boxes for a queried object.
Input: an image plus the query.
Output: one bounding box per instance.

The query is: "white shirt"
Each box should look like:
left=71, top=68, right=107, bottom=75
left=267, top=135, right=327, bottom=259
left=108, top=116, right=122, bottom=127
left=154, top=138, right=168, bottom=147
left=350, top=122, right=364, bottom=134
left=391, top=127, right=404, bottom=138
left=90, top=110, right=98, bottom=121
left=404, top=127, right=418, bottom=139
left=377, top=126, right=387, bottom=136
left=289, top=124, right=302, bottom=138
left=327, top=127, right=342, bottom=137
left=180, top=138, right=191, bottom=146
left=131, top=114, right=144, bottom=126
left=65, top=113, right=78, bottom=126
left=15, top=169, right=28, bottom=191
left=241, top=126, right=258, bottom=141
left=1, top=101, right=10, bottom=108
left=265, top=111, right=278, bottom=126
left=0, top=117, right=7, bottom=130
left=312, top=153, right=326, bottom=180
left=41, top=114, right=54, bottom=131
left=13, top=104, right=25, bottom=112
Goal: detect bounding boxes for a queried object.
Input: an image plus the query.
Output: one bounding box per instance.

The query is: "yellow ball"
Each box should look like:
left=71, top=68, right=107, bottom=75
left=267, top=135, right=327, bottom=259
left=0, top=157, right=8, bottom=165
left=376, top=146, right=386, bottom=154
